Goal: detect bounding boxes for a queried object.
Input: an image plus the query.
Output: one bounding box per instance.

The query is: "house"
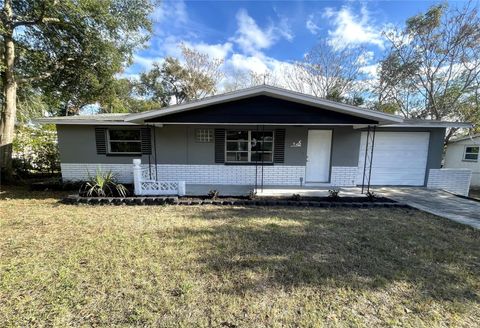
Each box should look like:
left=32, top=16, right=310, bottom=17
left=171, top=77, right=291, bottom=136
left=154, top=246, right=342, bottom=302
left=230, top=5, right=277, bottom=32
left=38, top=85, right=472, bottom=195
left=444, top=134, right=480, bottom=187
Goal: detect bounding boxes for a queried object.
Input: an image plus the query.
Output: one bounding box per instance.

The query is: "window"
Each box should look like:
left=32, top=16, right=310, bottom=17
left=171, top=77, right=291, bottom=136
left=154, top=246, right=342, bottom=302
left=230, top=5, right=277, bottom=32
left=196, top=129, right=213, bottom=142
left=464, top=146, right=479, bottom=161
left=225, top=130, right=273, bottom=163
left=107, top=128, right=141, bottom=154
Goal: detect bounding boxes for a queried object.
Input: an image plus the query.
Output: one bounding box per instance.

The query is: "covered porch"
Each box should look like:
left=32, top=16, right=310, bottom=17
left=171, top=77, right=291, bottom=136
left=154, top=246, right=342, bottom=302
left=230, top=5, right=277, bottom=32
left=184, top=184, right=365, bottom=197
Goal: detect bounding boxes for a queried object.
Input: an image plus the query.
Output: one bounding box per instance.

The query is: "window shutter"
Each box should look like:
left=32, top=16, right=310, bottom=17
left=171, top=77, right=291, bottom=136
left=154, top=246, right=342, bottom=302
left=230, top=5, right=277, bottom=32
left=140, top=127, right=152, bottom=155
left=95, top=127, right=107, bottom=155
left=215, top=129, right=225, bottom=163
left=274, top=129, right=286, bottom=164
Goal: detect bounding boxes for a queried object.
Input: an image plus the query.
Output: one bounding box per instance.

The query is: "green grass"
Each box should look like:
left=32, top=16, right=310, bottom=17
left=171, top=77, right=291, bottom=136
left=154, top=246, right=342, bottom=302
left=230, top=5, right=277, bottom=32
left=0, top=186, right=479, bottom=327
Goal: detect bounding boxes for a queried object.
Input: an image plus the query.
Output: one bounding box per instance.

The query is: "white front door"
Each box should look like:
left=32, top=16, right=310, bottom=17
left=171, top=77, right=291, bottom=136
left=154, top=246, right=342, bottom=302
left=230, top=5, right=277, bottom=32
left=306, top=130, right=332, bottom=182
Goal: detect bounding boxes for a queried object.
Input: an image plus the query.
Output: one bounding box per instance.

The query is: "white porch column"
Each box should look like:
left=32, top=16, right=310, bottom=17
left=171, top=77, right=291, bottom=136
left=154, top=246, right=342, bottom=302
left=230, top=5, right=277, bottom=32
left=133, top=159, right=143, bottom=196
left=178, top=181, right=186, bottom=196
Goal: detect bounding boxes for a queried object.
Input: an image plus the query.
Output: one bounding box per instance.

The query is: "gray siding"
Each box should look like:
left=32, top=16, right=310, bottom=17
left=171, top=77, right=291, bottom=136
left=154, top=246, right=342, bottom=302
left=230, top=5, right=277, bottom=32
left=331, top=127, right=361, bottom=166
left=56, top=124, right=445, bottom=185
left=57, top=125, right=151, bottom=164
left=57, top=124, right=362, bottom=166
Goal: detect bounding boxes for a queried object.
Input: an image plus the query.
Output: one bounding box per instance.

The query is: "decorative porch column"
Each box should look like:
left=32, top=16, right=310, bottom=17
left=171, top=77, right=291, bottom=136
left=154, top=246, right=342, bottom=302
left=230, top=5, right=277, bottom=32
left=133, top=159, right=142, bottom=196
left=178, top=181, right=186, bottom=196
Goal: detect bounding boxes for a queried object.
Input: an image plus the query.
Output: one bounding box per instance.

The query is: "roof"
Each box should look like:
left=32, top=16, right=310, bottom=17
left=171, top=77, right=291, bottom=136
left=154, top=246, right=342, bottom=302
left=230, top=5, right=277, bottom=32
left=124, top=85, right=403, bottom=124
left=37, top=113, right=137, bottom=125
left=35, top=85, right=471, bottom=127
left=448, top=134, right=480, bottom=144
left=382, top=119, right=473, bottom=129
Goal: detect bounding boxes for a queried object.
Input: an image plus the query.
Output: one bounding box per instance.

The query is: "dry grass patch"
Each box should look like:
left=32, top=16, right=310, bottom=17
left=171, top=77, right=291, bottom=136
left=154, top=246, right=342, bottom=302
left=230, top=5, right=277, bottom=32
left=0, top=186, right=479, bottom=326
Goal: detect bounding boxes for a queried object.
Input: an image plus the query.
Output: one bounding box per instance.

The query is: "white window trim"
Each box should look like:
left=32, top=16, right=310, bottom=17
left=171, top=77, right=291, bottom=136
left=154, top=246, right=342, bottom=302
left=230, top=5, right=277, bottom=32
left=107, top=128, right=142, bottom=155
left=463, top=145, right=479, bottom=162
left=195, top=128, right=213, bottom=143
left=225, top=130, right=274, bottom=164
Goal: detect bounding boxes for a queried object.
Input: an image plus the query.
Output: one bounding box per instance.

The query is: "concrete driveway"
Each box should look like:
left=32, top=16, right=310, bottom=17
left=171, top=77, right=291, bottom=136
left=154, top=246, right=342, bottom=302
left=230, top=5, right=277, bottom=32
left=376, top=187, right=480, bottom=229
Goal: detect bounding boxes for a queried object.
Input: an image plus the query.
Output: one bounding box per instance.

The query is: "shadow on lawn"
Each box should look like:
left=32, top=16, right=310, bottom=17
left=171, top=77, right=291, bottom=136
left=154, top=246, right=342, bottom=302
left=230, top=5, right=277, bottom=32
left=170, top=206, right=480, bottom=302
left=0, top=185, right=69, bottom=200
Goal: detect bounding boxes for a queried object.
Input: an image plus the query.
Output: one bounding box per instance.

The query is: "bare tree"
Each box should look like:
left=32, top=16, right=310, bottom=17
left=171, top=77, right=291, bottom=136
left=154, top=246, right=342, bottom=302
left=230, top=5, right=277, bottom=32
left=179, top=44, right=225, bottom=100
left=376, top=3, right=480, bottom=141
left=284, top=40, right=366, bottom=103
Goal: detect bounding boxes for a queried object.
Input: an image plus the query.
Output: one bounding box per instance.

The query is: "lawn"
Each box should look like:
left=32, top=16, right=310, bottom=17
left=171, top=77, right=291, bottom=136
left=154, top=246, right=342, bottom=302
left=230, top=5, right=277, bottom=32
left=0, top=186, right=479, bottom=327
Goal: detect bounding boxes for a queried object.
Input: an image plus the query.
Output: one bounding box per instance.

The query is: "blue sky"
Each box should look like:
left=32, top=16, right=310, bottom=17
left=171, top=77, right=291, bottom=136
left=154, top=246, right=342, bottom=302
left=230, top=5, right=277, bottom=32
left=123, top=0, right=458, bottom=80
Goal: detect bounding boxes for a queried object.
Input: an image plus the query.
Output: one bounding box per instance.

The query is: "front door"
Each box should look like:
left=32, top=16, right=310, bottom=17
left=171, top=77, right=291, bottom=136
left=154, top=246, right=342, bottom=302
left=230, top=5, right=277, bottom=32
left=306, top=130, right=332, bottom=182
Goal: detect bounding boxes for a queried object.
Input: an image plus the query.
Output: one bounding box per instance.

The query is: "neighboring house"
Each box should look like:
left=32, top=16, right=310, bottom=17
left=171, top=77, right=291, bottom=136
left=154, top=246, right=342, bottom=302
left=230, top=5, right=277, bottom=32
left=38, top=85, right=471, bottom=195
left=444, top=135, right=480, bottom=187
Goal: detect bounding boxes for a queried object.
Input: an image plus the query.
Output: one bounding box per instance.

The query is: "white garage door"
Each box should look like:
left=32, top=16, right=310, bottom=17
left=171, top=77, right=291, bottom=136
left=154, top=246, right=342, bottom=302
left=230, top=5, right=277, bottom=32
left=357, top=132, right=430, bottom=186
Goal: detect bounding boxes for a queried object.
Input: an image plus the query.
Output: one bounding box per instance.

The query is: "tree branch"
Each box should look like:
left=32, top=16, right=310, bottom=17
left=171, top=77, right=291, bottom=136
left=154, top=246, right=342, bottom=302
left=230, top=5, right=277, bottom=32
left=17, top=58, right=74, bottom=84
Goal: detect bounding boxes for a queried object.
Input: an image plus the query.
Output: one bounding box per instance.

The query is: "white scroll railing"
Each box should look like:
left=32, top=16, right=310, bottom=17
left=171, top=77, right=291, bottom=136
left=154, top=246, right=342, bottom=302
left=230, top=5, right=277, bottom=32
left=133, top=159, right=186, bottom=196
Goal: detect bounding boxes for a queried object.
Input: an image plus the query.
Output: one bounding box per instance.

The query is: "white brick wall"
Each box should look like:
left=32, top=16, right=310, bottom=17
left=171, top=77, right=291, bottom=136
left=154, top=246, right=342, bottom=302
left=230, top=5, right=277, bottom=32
left=427, top=168, right=472, bottom=196
left=61, top=163, right=134, bottom=183
left=61, top=163, right=306, bottom=186
left=331, top=166, right=358, bottom=187
left=62, top=163, right=367, bottom=187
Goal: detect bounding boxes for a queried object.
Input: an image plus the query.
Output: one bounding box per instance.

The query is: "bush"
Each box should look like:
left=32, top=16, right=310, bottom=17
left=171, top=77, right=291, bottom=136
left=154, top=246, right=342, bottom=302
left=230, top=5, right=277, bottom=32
left=291, top=193, right=301, bottom=201
left=208, top=189, right=219, bottom=199
left=328, top=189, right=340, bottom=200
left=13, top=124, right=60, bottom=175
left=80, top=169, right=128, bottom=197
left=248, top=190, right=257, bottom=200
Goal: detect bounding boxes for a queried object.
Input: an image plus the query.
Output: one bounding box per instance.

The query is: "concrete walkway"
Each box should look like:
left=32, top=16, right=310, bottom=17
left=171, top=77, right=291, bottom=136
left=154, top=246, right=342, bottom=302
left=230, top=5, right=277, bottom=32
left=376, top=187, right=480, bottom=229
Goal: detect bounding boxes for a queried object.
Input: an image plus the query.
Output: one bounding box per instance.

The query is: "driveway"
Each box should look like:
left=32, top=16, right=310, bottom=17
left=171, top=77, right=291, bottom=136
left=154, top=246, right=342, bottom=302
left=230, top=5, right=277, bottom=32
left=377, top=187, right=480, bottom=229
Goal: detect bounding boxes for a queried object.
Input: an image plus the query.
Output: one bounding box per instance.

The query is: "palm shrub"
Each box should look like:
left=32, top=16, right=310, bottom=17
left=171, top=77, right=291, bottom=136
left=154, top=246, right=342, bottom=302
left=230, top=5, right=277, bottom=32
left=80, top=169, right=128, bottom=197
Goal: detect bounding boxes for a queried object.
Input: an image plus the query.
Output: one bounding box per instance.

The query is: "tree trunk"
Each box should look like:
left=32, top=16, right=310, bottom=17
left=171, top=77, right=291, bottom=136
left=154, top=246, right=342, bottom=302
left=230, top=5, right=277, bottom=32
left=0, top=0, right=16, bottom=177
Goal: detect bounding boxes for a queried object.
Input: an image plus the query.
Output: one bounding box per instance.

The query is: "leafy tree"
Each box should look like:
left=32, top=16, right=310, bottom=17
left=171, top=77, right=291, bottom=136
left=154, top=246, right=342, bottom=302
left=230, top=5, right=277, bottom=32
left=12, top=124, right=59, bottom=174
left=376, top=3, right=480, bottom=141
left=0, top=0, right=154, bottom=175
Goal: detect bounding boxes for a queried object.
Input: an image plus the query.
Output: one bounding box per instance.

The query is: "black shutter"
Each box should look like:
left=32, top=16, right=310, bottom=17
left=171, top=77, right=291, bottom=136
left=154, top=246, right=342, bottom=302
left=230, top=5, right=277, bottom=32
left=274, top=129, right=286, bottom=164
left=95, top=127, right=107, bottom=155
left=140, top=127, right=152, bottom=155
left=215, top=129, right=225, bottom=163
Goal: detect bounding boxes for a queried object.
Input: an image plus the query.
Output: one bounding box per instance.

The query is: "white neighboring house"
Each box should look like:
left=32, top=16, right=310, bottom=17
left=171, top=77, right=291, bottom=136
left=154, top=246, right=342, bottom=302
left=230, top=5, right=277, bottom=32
left=444, top=135, right=480, bottom=187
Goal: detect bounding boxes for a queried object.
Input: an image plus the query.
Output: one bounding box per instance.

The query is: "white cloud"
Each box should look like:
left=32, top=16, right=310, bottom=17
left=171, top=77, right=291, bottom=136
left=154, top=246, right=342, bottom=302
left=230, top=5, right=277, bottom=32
left=359, top=63, right=379, bottom=78
left=184, top=41, right=233, bottom=60
left=323, top=5, right=384, bottom=50
left=306, top=15, right=320, bottom=35
left=150, top=0, right=188, bottom=25
left=232, top=9, right=293, bottom=55
left=132, top=54, right=158, bottom=71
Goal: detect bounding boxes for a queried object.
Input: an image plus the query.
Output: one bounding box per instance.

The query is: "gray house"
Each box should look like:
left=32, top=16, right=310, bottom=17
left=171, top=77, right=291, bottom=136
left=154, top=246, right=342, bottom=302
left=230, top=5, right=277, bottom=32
left=39, top=85, right=470, bottom=195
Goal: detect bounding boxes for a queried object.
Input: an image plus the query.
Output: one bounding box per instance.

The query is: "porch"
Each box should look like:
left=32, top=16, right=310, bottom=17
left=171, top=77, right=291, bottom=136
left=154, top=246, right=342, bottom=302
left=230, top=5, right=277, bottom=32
left=185, top=184, right=365, bottom=197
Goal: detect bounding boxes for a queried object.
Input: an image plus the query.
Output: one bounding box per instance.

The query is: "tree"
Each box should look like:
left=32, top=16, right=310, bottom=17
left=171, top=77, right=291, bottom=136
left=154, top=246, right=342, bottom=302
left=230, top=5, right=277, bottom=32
left=284, top=40, right=366, bottom=103
left=138, top=44, right=225, bottom=105
left=376, top=3, right=480, bottom=142
left=0, top=0, right=154, bottom=174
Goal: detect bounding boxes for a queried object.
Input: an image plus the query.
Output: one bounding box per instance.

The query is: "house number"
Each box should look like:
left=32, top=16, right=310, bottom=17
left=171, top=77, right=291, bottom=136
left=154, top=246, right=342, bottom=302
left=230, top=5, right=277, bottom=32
left=290, top=140, right=302, bottom=147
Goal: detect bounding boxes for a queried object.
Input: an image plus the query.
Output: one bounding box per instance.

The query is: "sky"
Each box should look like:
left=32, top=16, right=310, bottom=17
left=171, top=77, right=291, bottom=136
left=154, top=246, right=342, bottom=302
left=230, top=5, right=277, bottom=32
left=122, top=0, right=462, bottom=82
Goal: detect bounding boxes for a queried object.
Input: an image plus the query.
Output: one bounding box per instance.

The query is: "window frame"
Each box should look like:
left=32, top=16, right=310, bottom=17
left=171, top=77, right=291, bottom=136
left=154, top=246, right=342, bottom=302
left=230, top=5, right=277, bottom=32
left=463, top=145, right=479, bottom=162
left=106, top=128, right=142, bottom=155
left=195, top=128, right=213, bottom=143
left=224, top=130, right=274, bottom=164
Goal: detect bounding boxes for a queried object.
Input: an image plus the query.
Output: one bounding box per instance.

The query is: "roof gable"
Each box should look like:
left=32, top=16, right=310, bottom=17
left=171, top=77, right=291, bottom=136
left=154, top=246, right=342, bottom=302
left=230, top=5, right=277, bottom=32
left=145, top=95, right=378, bottom=125
left=125, top=85, right=404, bottom=124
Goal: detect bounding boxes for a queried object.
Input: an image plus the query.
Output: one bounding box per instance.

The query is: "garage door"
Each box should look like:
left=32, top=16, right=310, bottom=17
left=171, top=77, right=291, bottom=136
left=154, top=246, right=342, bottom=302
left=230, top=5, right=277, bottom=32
left=357, top=132, right=430, bottom=186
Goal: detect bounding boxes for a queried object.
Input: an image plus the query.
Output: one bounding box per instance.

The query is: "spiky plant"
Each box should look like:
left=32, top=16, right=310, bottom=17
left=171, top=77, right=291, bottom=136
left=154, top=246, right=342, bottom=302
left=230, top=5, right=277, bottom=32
left=80, top=169, right=128, bottom=197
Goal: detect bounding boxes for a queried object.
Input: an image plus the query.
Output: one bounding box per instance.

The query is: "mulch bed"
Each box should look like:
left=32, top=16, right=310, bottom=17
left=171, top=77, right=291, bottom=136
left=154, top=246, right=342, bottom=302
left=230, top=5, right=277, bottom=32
left=61, top=194, right=407, bottom=208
